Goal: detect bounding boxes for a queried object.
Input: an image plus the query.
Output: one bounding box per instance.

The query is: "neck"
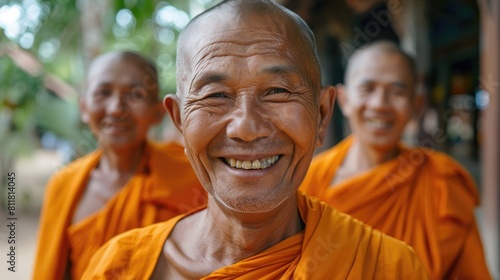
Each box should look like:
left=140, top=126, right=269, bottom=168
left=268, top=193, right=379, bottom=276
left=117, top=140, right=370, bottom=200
left=99, top=142, right=146, bottom=174
left=196, top=195, right=304, bottom=265
left=344, top=138, right=399, bottom=171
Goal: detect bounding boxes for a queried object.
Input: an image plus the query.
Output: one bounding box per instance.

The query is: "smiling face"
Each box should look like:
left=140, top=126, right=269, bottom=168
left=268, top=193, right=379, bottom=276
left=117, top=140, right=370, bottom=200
left=339, top=47, right=415, bottom=152
left=80, top=53, right=163, bottom=150
left=165, top=6, right=334, bottom=213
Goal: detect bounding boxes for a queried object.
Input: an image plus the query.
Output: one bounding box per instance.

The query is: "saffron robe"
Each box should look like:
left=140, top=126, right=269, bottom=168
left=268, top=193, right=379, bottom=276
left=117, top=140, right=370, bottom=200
left=300, top=136, right=491, bottom=279
left=82, top=192, right=429, bottom=279
left=33, top=141, right=206, bottom=280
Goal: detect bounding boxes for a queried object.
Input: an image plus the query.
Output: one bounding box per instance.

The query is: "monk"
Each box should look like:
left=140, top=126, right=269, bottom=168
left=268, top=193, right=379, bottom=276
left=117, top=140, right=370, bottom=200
left=32, top=51, right=206, bottom=280
left=300, top=41, right=492, bottom=279
left=82, top=1, right=429, bottom=279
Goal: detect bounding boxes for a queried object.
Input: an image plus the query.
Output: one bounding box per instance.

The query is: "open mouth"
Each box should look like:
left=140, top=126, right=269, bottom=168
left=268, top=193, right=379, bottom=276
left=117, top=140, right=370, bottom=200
left=366, top=119, right=392, bottom=129
left=223, top=155, right=280, bottom=170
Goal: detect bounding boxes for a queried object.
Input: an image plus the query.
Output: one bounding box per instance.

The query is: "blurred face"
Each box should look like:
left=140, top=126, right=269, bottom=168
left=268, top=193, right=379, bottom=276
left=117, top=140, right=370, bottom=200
left=166, top=12, right=333, bottom=213
left=80, top=56, right=162, bottom=149
left=341, top=50, right=415, bottom=151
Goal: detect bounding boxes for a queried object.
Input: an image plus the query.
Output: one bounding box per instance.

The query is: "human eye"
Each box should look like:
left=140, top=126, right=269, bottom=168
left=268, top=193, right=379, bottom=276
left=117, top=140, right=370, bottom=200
left=128, top=87, right=148, bottom=102
left=269, top=88, right=288, bottom=94
left=206, top=92, right=228, bottom=98
left=93, top=88, right=111, bottom=98
left=359, top=84, right=373, bottom=93
left=389, top=85, right=408, bottom=97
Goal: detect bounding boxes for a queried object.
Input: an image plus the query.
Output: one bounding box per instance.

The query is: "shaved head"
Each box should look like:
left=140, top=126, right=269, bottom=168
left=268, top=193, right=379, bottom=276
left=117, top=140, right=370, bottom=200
left=344, top=41, right=416, bottom=88
left=176, top=0, right=321, bottom=97
left=86, top=51, right=159, bottom=97
left=164, top=0, right=336, bottom=214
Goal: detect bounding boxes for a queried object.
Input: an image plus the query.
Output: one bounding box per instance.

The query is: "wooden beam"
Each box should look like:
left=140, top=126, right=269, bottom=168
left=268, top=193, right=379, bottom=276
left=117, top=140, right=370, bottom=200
left=478, top=0, right=500, bottom=277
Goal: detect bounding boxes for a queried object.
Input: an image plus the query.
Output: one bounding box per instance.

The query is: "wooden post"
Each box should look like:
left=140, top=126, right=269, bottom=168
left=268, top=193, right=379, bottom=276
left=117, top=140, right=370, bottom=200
left=478, top=0, right=500, bottom=277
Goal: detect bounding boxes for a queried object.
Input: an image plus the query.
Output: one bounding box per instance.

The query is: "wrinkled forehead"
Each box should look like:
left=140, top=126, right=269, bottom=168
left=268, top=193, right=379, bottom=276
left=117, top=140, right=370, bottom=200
left=178, top=10, right=314, bottom=92
left=199, top=13, right=300, bottom=56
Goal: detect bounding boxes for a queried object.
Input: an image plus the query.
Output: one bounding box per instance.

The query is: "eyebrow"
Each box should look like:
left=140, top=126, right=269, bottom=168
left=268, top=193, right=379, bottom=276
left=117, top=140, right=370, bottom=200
left=359, top=79, right=408, bottom=89
left=259, top=65, right=303, bottom=79
left=391, top=82, right=408, bottom=89
left=190, top=65, right=302, bottom=91
left=191, top=73, right=228, bottom=91
left=94, top=81, right=143, bottom=88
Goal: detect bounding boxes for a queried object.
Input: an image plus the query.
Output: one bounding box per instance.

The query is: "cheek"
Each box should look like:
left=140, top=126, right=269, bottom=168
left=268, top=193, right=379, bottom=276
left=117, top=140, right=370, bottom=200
left=271, top=104, right=317, bottom=151
left=182, top=111, right=221, bottom=155
left=392, top=98, right=412, bottom=119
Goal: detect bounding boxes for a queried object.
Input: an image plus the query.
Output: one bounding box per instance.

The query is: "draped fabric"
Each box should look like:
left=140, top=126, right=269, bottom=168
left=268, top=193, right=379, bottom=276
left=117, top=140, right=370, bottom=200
left=33, top=142, right=206, bottom=280
left=300, top=136, right=491, bottom=279
left=82, top=192, right=428, bottom=279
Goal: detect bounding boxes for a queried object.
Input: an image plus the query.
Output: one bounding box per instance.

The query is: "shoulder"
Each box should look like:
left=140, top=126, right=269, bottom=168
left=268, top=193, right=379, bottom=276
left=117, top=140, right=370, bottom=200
left=44, top=151, right=100, bottom=199
left=423, top=149, right=475, bottom=180
left=82, top=218, right=179, bottom=279
left=418, top=148, right=479, bottom=223
left=325, top=204, right=428, bottom=279
left=298, top=195, right=429, bottom=279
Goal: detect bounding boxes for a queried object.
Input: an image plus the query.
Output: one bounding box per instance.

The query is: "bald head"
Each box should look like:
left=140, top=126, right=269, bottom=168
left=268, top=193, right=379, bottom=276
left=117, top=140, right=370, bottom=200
left=344, top=41, right=416, bottom=88
left=86, top=51, right=158, bottom=97
left=176, top=0, right=321, bottom=96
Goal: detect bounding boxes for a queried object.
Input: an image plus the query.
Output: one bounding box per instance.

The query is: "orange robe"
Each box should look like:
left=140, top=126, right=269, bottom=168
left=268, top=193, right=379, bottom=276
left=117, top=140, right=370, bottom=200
left=300, top=136, right=491, bottom=279
left=33, top=141, right=207, bottom=280
left=82, top=192, right=429, bottom=279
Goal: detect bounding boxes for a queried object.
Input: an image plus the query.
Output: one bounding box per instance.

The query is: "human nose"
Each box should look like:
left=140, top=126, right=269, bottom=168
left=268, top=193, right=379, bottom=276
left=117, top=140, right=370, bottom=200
left=367, top=88, right=390, bottom=110
left=226, top=96, right=272, bottom=142
left=107, top=92, right=128, bottom=119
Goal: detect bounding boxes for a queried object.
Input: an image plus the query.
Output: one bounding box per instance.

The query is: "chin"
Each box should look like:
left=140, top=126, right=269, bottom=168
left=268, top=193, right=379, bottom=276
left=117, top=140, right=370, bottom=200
left=215, top=191, right=291, bottom=214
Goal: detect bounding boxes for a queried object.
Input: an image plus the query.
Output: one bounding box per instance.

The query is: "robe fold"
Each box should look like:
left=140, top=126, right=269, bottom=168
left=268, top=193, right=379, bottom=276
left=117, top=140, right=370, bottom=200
left=33, top=141, right=206, bottom=280
left=82, top=192, right=429, bottom=279
left=300, top=136, right=491, bottom=279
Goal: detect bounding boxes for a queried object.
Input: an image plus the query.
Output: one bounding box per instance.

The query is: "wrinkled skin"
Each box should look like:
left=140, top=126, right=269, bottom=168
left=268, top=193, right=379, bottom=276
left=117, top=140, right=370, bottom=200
left=167, top=11, right=332, bottom=214
left=80, top=55, right=163, bottom=151
left=157, top=3, right=335, bottom=279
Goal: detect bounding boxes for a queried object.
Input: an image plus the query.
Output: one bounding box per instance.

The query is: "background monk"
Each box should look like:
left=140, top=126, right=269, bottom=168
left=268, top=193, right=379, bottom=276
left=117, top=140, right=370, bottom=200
left=300, top=41, right=492, bottom=279
left=33, top=51, right=206, bottom=280
left=82, top=1, right=429, bottom=279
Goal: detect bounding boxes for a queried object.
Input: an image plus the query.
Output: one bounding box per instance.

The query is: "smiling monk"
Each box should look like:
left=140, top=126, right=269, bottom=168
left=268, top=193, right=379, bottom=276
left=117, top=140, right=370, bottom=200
left=33, top=51, right=206, bottom=280
left=82, top=1, right=429, bottom=279
left=300, top=41, right=492, bottom=279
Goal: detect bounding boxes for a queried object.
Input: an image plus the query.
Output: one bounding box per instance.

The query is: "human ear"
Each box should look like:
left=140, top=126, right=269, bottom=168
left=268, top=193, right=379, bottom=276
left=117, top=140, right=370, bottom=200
left=163, top=94, right=183, bottom=134
left=336, top=84, right=350, bottom=117
left=79, top=96, right=90, bottom=124
left=412, top=94, right=426, bottom=120
left=151, top=101, right=166, bottom=124
left=316, top=85, right=336, bottom=147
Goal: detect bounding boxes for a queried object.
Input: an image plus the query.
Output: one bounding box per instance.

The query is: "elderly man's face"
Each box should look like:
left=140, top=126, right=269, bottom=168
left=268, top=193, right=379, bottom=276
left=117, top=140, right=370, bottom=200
left=81, top=57, right=162, bottom=149
left=166, top=13, right=330, bottom=213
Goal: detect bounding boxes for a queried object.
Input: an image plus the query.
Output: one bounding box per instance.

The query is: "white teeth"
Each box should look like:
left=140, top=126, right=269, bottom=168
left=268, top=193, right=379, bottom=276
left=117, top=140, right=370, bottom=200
left=367, top=119, right=390, bottom=128
left=224, top=156, right=280, bottom=170
left=242, top=161, right=252, bottom=170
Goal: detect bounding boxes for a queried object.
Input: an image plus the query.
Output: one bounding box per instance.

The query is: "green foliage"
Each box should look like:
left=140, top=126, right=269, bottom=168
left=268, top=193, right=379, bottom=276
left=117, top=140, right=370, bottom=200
left=0, top=56, right=41, bottom=159
left=0, top=0, right=223, bottom=164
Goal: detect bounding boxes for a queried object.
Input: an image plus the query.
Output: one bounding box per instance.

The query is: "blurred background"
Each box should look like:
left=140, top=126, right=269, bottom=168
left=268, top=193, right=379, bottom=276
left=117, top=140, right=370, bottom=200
left=0, top=0, right=498, bottom=279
